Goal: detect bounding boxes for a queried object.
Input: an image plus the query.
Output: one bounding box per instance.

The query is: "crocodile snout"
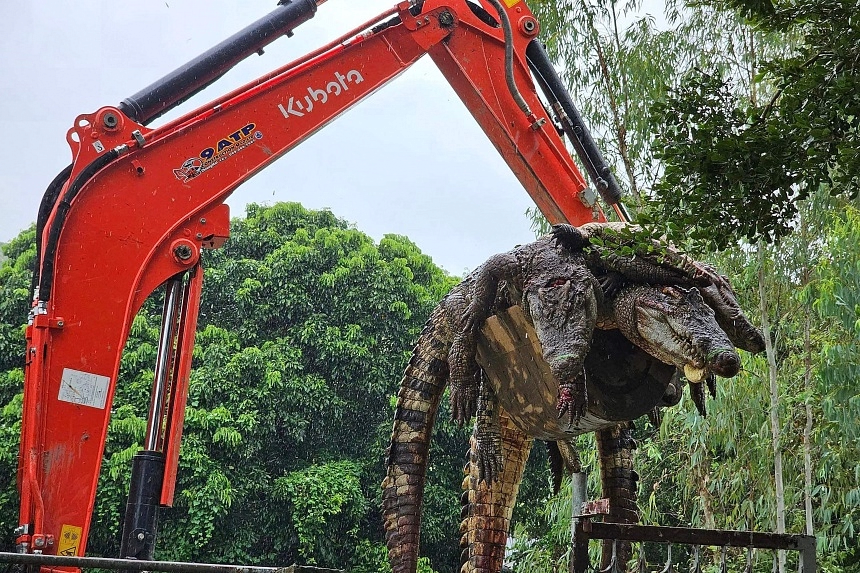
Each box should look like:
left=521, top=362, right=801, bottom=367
left=709, top=350, right=740, bottom=377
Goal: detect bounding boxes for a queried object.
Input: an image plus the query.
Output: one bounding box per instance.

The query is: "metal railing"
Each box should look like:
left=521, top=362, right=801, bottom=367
left=571, top=520, right=816, bottom=573
left=0, top=552, right=341, bottom=573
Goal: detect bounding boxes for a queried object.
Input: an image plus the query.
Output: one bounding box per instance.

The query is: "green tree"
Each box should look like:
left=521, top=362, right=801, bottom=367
left=644, top=0, right=859, bottom=250
left=517, top=1, right=860, bottom=569
left=0, top=203, right=467, bottom=571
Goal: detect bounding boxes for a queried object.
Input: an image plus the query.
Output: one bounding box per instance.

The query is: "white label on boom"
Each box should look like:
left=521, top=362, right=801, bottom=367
left=58, top=368, right=109, bottom=409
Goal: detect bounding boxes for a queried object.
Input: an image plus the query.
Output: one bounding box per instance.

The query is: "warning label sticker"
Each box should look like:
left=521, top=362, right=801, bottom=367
left=57, top=524, right=82, bottom=556
left=503, top=0, right=522, bottom=6
left=58, top=368, right=109, bottom=409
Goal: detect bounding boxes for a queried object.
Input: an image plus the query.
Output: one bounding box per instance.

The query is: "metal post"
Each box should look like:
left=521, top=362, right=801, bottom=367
left=798, top=536, right=817, bottom=573
left=570, top=472, right=588, bottom=573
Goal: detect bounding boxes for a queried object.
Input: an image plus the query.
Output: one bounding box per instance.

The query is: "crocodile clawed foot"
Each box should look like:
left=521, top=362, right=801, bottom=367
left=462, top=303, right=481, bottom=334
left=557, top=376, right=587, bottom=428
left=647, top=406, right=662, bottom=429
left=551, top=223, right=587, bottom=251
left=476, top=438, right=503, bottom=485
left=450, top=386, right=477, bottom=426
left=598, top=271, right=626, bottom=298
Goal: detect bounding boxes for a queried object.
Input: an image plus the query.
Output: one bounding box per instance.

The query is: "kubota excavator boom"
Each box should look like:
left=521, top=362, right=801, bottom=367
left=16, top=0, right=624, bottom=569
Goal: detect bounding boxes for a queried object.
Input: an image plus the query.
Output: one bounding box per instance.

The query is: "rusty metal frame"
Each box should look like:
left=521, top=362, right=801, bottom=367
left=571, top=520, right=816, bottom=573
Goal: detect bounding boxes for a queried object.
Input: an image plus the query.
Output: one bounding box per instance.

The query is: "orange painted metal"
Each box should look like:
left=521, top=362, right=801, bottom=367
left=426, top=2, right=597, bottom=225
left=17, top=0, right=603, bottom=560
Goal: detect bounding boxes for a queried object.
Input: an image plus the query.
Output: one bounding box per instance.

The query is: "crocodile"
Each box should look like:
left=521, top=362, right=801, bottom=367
left=459, top=284, right=748, bottom=573
left=551, top=221, right=765, bottom=356
left=456, top=223, right=763, bottom=432
left=382, top=230, right=762, bottom=573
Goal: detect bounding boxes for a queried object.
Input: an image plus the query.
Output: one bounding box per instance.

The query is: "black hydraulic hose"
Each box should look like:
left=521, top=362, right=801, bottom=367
left=483, top=0, right=533, bottom=119
left=38, top=148, right=125, bottom=303
left=30, top=164, right=72, bottom=301
left=526, top=40, right=625, bottom=209
left=118, top=0, right=317, bottom=125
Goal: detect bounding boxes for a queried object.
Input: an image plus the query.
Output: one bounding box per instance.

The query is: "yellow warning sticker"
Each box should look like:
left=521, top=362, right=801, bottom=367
left=57, top=524, right=82, bottom=556
left=503, top=0, right=522, bottom=6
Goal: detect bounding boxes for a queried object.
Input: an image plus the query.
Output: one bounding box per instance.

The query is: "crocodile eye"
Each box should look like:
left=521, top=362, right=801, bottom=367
left=546, top=278, right=568, bottom=288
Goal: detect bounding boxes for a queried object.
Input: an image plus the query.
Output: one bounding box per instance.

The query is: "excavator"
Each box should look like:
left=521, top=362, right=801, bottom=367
left=12, top=0, right=628, bottom=570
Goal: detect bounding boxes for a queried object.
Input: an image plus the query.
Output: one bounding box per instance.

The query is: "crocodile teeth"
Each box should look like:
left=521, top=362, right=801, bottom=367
left=684, top=364, right=707, bottom=383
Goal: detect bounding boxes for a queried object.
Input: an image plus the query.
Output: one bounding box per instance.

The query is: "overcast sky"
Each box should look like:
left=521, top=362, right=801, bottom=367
left=0, top=1, right=553, bottom=275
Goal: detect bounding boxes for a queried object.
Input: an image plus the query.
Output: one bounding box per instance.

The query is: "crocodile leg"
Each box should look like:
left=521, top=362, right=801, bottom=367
left=382, top=309, right=451, bottom=573
left=596, top=423, right=639, bottom=569
left=474, top=371, right=503, bottom=485
left=460, top=409, right=533, bottom=573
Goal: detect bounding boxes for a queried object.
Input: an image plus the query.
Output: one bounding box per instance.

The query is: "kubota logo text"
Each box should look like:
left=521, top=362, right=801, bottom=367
left=277, top=70, right=365, bottom=119
left=173, top=123, right=262, bottom=182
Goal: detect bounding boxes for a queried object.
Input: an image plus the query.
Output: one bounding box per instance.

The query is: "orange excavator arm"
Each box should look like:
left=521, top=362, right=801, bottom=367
left=17, top=0, right=623, bottom=566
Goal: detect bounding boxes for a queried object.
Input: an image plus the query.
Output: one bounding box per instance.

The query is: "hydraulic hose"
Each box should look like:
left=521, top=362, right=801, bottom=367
left=38, top=147, right=127, bottom=302
left=483, top=0, right=533, bottom=119
left=119, top=0, right=317, bottom=125
left=30, top=164, right=72, bottom=301
left=526, top=40, right=628, bottom=218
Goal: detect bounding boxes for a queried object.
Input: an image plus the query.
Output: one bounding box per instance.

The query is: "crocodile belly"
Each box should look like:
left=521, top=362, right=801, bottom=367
left=476, top=305, right=674, bottom=440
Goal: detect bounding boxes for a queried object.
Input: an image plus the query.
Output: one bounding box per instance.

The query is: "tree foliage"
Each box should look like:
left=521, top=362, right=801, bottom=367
left=0, top=203, right=476, bottom=571
left=516, top=0, right=859, bottom=569
left=643, top=0, right=860, bottom=250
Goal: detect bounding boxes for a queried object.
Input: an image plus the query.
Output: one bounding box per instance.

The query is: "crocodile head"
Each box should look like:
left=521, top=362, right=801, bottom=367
left=521, top=258, right=599, bottom=384
left=611, top=284, right=741, bottom=382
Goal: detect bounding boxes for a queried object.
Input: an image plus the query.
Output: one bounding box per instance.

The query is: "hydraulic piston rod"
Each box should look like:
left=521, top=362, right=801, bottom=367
left=120, top=276, right=184, bottom=560
left=145, top=277, right=184, bottom=452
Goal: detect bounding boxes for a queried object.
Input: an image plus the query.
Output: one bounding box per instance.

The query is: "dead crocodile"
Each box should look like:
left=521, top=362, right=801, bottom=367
left=381, top=232, right=760, bottom=573
left=459, top=283, right=758, bottom=572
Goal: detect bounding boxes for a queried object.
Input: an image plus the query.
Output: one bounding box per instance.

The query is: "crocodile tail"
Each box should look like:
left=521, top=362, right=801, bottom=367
left=382, top=309, right=450, bottom=573
left=459, top=409, right=532, bottom=573
left=596, top=423, right=639, bottom=568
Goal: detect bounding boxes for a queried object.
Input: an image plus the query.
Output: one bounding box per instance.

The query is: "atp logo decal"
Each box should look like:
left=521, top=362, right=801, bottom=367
left=173, top=123, right=262, bottom=182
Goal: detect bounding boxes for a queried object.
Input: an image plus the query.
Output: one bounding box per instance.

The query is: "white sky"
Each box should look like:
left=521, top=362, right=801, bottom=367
left=0, top=1, right=548, bottom=275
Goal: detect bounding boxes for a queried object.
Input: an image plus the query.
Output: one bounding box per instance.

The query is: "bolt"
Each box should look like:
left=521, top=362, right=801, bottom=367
left=103, top=113, right=119, bottom=129
left=57, top=320, right=64, bottom=328
left=174, top=244, right=193, bottom=261
left=438, top=11, right=454, bottom=27
left=34, top=538, right=45, bottom=548
left=199, top=218, right=207, bottom=224
left=522, top=18, right=536, bottom=33
left=137, top=532, right=146, bottom=541
left=196, top=232, right=203, bottom=239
